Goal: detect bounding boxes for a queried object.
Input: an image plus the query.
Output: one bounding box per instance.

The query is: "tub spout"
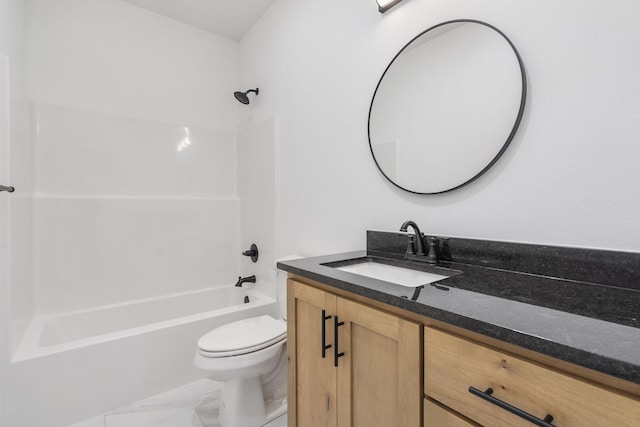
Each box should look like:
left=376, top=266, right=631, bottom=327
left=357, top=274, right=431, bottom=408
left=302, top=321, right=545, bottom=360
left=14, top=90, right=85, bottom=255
left=235, top=275, right=256, bottom=287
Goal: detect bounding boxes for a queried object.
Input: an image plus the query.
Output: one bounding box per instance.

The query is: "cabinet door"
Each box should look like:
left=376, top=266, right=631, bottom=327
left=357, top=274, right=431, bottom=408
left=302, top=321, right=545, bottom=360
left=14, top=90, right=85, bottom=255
left=336, top=297, right=421, bottom=427
left=288, top=279, right=338, bottom=427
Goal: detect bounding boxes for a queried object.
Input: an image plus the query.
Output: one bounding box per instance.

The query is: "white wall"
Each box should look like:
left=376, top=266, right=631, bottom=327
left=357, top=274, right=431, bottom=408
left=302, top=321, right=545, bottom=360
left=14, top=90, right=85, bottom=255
left=31, top=104, right=240, bottom=314
left=0, top=0, right=29, bottom=423
left=0, top=53, right=9, bottom=427
left=240, top=0, right=640, bottom=256
left=0, top=0, right=32, bottom=353
left=27, top=0, right=239, bottom=129
left=237, top=116, right=277, bottom=298
left=26, top=0, right=243, bottom=315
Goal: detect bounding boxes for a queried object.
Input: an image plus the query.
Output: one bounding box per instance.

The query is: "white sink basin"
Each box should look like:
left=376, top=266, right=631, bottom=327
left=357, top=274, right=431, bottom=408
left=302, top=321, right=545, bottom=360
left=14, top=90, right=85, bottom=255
left=334, top=260, right=449, bottom=288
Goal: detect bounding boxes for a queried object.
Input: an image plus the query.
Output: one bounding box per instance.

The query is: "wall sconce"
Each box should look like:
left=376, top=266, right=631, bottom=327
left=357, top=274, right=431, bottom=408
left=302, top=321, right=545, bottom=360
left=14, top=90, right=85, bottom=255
left=377, top=0, right=404, bottom=13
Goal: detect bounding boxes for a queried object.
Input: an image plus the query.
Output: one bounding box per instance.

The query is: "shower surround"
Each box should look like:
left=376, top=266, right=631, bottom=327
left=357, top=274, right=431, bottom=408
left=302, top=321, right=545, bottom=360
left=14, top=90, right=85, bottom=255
left=31, top=103, right=240, bottom=316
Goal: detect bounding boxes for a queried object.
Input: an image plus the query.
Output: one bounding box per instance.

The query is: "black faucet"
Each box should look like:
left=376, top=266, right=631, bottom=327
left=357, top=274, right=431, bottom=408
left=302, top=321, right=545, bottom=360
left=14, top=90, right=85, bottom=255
left=235, top=275, right=256, bottom=287
left=400, top=220, right=427, bottom=256
left=400, top=220, right=443, bottom=264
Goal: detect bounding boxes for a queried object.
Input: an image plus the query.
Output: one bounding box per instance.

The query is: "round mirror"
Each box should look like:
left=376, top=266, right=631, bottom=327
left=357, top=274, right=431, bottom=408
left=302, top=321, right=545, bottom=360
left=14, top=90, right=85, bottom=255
left=368, top=20, right=526, bottom=194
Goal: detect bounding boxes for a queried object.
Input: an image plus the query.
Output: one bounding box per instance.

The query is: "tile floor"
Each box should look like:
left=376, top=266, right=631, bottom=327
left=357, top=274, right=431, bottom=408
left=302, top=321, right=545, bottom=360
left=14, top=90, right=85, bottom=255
left=70, top=379, right=286, bottom=427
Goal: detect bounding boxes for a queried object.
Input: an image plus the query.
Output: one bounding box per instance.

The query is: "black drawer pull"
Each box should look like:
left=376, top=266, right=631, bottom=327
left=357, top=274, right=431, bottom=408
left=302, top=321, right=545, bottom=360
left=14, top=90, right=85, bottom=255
left=0, top=185, right=15, bottom=193
left=321, top=309, right=332, bottom=358
left=469, top=386, right=555, bottom=427
left=334, top=316, right=345, bottom=367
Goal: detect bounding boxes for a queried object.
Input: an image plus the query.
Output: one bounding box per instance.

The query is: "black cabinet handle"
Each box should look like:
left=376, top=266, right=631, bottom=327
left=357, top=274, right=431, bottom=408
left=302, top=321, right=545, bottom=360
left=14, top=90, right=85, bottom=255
left=469, top=386, right=555, bottom=427
left=321, top=309, right=332, bottom=358
left=334, top=316, right=345, bottom=367
left=0, top=185, right=14, bottom=193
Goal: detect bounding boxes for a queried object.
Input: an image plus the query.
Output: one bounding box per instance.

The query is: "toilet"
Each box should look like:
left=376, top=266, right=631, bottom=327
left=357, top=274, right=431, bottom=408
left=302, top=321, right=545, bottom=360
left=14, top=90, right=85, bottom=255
left=194, top=259, right=295, bottom=427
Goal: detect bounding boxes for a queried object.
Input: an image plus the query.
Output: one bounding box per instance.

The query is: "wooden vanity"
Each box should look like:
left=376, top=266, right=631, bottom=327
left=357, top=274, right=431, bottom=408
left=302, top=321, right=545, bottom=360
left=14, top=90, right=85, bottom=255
left=286, top=275, right=640, bottom=427
left=287, top=277, right=420, bottom=427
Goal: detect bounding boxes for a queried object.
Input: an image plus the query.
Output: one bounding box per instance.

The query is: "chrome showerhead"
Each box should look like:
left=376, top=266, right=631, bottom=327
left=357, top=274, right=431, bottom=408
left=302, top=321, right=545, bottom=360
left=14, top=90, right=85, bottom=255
left=234, top=88, right=259, bottom=105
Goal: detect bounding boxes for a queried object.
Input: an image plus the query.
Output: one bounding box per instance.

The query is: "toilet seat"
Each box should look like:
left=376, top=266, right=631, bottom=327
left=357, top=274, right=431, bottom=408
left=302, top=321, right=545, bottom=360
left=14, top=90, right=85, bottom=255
left=198, top=334, right=286, bottom=358
left=197, top=315, right=286, bottom=358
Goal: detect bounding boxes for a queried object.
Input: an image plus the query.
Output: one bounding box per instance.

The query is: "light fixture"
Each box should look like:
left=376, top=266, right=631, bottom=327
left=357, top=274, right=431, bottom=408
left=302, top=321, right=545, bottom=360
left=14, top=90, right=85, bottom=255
left=377, top=0, right=403, bottom=13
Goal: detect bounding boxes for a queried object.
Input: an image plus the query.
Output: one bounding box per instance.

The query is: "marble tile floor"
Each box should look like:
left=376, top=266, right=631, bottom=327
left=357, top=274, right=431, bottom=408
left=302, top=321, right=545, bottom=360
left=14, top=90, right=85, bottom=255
left=70, top=379, right=286, bottom=427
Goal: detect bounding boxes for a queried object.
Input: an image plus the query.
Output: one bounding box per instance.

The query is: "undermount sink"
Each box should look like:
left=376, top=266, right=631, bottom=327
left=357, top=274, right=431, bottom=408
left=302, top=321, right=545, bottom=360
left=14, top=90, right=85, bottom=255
left=328, top=258, right=452, bottom=288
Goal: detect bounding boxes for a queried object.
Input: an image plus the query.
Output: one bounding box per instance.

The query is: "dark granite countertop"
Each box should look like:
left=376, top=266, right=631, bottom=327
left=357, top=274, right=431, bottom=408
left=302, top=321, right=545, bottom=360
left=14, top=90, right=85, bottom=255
left=277, top=232, right=640, bottom=385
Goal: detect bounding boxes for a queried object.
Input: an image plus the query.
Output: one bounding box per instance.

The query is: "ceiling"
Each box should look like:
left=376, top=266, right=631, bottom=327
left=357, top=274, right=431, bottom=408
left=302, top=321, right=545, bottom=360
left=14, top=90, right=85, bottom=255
left=121, top=0, right=277, bottom=41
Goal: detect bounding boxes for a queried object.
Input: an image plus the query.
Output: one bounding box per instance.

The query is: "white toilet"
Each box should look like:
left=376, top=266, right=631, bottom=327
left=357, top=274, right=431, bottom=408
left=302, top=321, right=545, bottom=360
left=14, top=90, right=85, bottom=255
left=194, top=262, right=293, bottom=427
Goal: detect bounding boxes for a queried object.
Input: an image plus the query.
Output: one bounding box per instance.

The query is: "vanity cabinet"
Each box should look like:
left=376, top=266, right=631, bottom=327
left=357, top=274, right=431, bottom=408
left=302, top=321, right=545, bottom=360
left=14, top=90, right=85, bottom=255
left=286, top=275, right=640, bottom=427
left=424, top=327, right=640, bottom=427
left=287, top=279, right=421, bottom=427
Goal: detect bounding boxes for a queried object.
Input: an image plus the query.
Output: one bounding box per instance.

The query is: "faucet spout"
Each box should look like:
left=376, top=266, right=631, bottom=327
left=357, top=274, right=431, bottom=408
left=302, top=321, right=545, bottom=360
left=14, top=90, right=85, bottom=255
left=400, top=220, right=426, bottom=256
left=235, top=275, right=256, bottom=287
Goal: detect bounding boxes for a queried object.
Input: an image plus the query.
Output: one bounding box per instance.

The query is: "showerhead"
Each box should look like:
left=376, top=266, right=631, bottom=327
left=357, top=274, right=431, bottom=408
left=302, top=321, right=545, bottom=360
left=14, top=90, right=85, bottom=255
left=234, top=88, right=259, bottom=105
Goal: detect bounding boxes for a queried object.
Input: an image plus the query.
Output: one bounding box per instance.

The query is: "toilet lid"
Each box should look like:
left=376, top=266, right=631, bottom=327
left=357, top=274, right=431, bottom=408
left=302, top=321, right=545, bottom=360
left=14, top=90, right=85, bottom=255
left=198, top=315, right=286, bottom=355
left=198, top=334, right=286, bottom=358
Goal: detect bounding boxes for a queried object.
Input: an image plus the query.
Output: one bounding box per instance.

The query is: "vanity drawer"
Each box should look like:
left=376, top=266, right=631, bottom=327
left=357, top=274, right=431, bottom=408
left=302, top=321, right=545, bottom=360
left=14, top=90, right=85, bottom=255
left=424, top=399, right=480, bottom=427
left=424, top=327, right=640, bottom=427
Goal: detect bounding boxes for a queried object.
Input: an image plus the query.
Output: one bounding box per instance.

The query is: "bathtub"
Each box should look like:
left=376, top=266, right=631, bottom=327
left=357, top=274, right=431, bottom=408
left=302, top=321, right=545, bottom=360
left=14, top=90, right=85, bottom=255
left=8, top=286, right=279, bottom=427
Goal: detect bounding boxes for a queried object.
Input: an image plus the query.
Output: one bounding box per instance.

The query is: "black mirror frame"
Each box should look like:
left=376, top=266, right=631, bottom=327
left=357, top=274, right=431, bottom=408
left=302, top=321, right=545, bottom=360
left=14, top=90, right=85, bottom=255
left=367, top=19, right=527, bottom=195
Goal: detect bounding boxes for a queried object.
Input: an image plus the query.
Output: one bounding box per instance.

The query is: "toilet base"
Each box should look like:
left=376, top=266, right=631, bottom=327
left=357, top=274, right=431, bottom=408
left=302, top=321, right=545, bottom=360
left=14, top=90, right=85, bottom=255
left=264, top=399, right=287, bottom=424
left=219, top=377, right=266, bottom=427
left=217, top=376, right=287, bottom=427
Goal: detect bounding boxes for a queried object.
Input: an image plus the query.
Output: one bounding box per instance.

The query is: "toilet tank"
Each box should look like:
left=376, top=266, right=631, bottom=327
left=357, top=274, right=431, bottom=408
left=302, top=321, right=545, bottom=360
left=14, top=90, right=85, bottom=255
left=275, top=255, right=303, bottom=320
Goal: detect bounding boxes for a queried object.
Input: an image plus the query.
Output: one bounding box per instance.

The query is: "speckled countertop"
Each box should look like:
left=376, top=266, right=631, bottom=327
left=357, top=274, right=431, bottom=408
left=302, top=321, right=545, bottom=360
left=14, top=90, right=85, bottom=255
left=277, top=231, right=640, bottom=385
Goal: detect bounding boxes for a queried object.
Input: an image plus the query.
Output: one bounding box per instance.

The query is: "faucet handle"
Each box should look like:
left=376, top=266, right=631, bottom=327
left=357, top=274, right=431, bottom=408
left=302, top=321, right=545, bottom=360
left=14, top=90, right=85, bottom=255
left=242, top=243, right=259, bottom=263
left=426, top=237, right=439, bottom=263
left=405, top=235, right=416, bottom=255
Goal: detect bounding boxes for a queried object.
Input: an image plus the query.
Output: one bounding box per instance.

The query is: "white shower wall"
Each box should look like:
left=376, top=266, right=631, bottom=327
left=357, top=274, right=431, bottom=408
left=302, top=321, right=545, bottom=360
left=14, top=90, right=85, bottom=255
left=32, top=104, right=240, bottom=314
left=35, top=105, right=237, bottom=198
left=237, top=116, right=278, bottom=299
left=0, top=55, right=10, bottom=425
left=24, top=0, right=244, bottom=317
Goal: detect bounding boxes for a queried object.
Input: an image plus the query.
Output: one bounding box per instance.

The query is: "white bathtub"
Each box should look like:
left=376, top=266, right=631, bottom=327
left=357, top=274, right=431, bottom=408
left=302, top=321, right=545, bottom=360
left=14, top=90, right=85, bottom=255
left=8, top=286, right=279, bottom=427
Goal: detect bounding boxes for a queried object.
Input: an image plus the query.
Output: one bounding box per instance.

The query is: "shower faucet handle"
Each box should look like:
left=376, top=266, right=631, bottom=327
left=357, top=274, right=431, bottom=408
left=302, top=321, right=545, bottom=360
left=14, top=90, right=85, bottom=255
left=242, top=244, right=259, bottom=263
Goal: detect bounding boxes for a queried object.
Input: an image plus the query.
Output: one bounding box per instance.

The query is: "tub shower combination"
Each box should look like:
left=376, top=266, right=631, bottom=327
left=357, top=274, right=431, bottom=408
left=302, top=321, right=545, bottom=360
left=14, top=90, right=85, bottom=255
left=5, top=93, right=278, bottom=425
